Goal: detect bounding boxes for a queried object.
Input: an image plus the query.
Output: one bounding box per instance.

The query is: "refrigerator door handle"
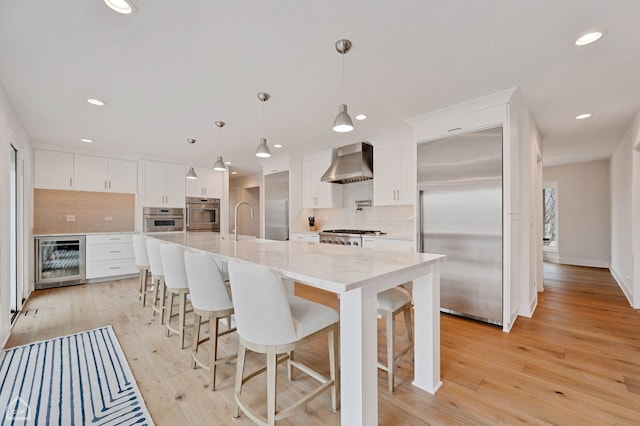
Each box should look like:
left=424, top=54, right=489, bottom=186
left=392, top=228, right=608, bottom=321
left=284, top=200, right=289, bottom=240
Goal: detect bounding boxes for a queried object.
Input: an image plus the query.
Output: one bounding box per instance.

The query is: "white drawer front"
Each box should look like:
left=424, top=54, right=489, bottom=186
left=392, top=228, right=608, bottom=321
left=86, top=234, right=133, bottom=245
left=86, top=259, right=138, bottom=279
left=86, top=243, right=134, bottom=261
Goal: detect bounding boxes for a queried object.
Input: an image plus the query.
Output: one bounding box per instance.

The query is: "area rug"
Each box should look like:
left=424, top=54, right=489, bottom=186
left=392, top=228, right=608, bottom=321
left=0, top=326, right=154, bottom=425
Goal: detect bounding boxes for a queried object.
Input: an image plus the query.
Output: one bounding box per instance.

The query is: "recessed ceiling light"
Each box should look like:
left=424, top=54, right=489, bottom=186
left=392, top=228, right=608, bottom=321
left=104, top=0, right=137, bottom=15
left=576, top=113, right=592, bottom=120
left=274, top=144, right=283, bottom=148
left=575, top=31, right=603, bottom=46
left=187, top=138, right=196, bottom=144
left=231, top=171, right=237, bottom=175
left=81, top=138, right=93, bottom=143
left=355, top=114, right=367, bottom=121
left=87, top=98, right=106, bottom=106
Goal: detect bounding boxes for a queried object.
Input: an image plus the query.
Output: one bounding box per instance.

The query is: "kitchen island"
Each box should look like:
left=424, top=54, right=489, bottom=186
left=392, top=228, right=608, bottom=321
left=149, top=232, right=445, bottom=425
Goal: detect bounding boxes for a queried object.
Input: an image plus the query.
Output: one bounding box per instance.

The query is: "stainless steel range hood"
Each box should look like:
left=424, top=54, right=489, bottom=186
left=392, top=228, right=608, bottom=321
left=321, top=141, right=373, bottom=184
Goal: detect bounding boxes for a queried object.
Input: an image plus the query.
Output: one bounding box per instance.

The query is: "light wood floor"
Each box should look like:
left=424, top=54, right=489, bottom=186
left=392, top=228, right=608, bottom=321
left=6, top=263, right=640, bottom=425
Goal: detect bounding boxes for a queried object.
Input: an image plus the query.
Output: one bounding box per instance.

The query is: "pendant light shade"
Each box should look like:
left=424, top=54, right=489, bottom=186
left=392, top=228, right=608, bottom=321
left=333, top=39, right=354, bottom=133
left=255, top=92, right=272, bottom=158
left=214, top=121, right=227, bottom=171
left=333, top=104, right=354, bottom=132
left=186, top=167, right=197, bottom=179
left=213, top=156, right=226, bottom=171
left=256, top=138, right=271, bottom=158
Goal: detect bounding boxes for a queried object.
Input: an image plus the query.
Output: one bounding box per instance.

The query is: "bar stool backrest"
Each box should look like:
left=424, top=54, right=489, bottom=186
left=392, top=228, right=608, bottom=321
left=227, top=261, right=296, bottom=346
left=184, top=252, right=233, bottom=312
left=132, top=235, right=149, bottom=268
left=160, top=244, right=189, bottom=290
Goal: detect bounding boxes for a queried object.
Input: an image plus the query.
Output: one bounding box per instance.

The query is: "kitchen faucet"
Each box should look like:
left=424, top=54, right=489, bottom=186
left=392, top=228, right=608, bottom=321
left=234, top=201, right=255, bottom=241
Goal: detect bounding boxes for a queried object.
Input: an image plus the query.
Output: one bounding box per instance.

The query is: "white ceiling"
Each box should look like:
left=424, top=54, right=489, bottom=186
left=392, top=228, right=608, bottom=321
left=1, top=0, right=639, bottom=176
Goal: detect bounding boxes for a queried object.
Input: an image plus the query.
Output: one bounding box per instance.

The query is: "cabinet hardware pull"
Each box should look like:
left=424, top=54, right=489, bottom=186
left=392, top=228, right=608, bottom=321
left=447, top=127, right=462, bottom=132
left=109, top=238, right=120, bottom=240
left=109, top=180, right=111, bottom=189
left=109, top=266, right=121, bottom=269
left=109, top=250, right=121, bottom=253
left=105, top=180, right=107, bottom=189
left=69, top=177, right=72, bottom=187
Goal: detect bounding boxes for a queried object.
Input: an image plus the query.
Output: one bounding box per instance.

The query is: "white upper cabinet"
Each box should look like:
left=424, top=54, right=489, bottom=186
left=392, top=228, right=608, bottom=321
left=73, top=155, right=137, bottom=194
left=34, top=150, right=74, bottom=190
left=141, top=160, right=185, bottom=207
left=373, top=139, right=416, bottom=206
left=186, top=167, right=224, bottom=198
left=302, top=150, right=342, bottom=209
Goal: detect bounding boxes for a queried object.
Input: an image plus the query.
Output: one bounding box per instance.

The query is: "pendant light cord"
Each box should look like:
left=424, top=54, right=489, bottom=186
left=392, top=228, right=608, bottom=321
left=341, top=52, right=345, bottom=104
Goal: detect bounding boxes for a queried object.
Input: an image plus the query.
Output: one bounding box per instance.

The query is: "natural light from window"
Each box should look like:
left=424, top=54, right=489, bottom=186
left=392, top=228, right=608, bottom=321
left=543, top=182, right=558, bottom=252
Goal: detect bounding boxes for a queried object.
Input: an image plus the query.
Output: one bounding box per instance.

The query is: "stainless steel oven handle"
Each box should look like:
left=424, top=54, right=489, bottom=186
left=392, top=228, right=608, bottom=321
left=186, top=207, right=218, bottom=211
left=145, top=215, right=184, bottom=220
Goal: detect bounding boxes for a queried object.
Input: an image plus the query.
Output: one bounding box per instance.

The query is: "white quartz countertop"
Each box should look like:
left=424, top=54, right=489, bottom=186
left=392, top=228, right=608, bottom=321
left=149, top=232, right=445, bottom=294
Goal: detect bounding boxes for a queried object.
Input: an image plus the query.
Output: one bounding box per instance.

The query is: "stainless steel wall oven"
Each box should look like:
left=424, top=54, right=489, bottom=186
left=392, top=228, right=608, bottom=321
left=35, top=235, right=86, bottom=289
left=143, top=207, right=184, bottom=232
left=186, top=197, right=220, bottom=232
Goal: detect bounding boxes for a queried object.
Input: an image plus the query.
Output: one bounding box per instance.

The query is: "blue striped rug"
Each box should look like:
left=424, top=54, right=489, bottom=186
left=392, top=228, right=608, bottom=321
left=0, top=326, right=154, bottom=425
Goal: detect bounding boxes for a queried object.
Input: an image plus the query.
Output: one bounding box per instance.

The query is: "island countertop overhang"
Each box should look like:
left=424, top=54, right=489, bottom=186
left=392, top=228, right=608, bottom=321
left=146, top=232, right=446, bottom=294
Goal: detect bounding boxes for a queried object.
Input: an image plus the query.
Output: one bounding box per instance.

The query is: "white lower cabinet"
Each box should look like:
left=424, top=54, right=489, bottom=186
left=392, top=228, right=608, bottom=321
left=85, top=234, right=138, bottom=279
left=362, top=237, right=414, bottom=252
left=290, top=232, right=319, bottom=243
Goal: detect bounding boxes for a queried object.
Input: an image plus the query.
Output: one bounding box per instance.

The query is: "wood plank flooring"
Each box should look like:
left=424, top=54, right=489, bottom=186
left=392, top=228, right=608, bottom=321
left=5, top=262, right=640, bottom=425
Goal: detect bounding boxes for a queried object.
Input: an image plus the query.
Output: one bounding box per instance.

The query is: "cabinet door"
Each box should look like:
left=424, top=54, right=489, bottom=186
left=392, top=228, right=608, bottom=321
left=34, top=150, right=75, bottom=190
left=302, top=160, right=319, bottom=208
left=108, top=159, right=137, bottom=194
left=397, top=140, right=417, bottom=204
left=315, top=155, right=342, bottom=208
left=142, top=160, right=166, bottom=206
left=373, top=143, right=399, bottom=206
left=374, top=140, right=415, bottom=206
left=74, top=155, right=108, bottom=192
left=164, top=163, right=186, bottom=207
left=203, top=168, right=224, bottom=199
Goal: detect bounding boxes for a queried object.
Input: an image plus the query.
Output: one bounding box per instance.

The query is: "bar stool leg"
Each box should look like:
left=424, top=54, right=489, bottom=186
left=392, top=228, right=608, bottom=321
left=233, top=343, right=247, bottom=419
left=192, top=313, right=201, bottom=369
left=178, top=291, right=187, bottom=349
left=387, top=311, right=395, bottom=394
left=266, top=346, right=277, bottom=426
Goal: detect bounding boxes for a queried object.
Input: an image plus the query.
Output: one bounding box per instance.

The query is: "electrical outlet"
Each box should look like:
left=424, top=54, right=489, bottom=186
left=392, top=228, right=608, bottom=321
left=104, top=216, right=113, bottom=221
left=66, top=215, right=75, bottom=222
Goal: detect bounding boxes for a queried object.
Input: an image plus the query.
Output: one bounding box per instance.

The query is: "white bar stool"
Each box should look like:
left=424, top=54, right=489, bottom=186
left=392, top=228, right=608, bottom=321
left=146, top=238, right=167, bottom=324
left=132, top=235, right=151, bottom=306
left=184, top=252, right=237, bottom=390
left=228, top=261, right=340, bottom=426
left=160, top=243, right=191, bottom=349
left=377, top=284, right=413, bottom=393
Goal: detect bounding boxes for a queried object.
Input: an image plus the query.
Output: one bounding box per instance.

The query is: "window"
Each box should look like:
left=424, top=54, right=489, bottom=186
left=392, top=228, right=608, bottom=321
left=543, top=182, right=558, bottom=252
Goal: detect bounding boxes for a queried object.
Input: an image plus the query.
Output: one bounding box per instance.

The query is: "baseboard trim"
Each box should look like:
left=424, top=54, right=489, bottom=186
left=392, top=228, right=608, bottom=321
left=543, top=252, right=559, bottom=263
left=559, top=257, right=609, bottom=269
left=610, top=267, right=633, bottom=306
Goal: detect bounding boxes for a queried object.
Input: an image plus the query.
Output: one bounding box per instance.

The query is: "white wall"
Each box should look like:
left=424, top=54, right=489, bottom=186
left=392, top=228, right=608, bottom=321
left=0, top=79, right=34, bottom=347
left=610, top=110, right=640, bottom=307
left=543, top=160, right=611, bottom=268
left=229, top=173, right=261, bottom=237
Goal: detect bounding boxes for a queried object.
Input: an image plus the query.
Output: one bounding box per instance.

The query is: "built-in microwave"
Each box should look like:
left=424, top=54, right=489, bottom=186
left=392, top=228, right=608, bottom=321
left=186, top=197, right=220, bottom=231
left=143, top=207, right=184, bottom=232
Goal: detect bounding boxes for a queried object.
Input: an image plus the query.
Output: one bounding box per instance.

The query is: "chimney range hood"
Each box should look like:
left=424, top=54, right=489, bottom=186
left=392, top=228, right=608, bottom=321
left=321, top=141, right=373, bottom=184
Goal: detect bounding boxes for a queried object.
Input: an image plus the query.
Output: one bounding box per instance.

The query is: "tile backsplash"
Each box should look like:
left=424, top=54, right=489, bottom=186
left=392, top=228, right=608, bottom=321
left=34, top=189, right=135, bottom=234
left=310, top=181, right=415, bottom=238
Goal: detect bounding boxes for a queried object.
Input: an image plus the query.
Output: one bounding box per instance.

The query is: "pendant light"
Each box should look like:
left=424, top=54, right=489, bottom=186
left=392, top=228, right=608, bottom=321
left=186, top=167, right=197, bottom=179
left=333, top=39, right=354, bottom=133
left=213, top=121, right=227, bottom=171
left=255, top=92, right=272, bottom=158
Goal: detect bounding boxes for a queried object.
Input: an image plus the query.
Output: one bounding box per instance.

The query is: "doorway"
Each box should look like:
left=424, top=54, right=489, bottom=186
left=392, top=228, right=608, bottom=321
left=10, top=144, right=19, bottom=322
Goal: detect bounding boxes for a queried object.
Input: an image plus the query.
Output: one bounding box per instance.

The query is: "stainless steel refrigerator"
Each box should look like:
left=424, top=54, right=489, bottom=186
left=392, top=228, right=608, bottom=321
left=418, top=126, right=503, bottom=325
left=264, top=171, right=289, bottom=241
